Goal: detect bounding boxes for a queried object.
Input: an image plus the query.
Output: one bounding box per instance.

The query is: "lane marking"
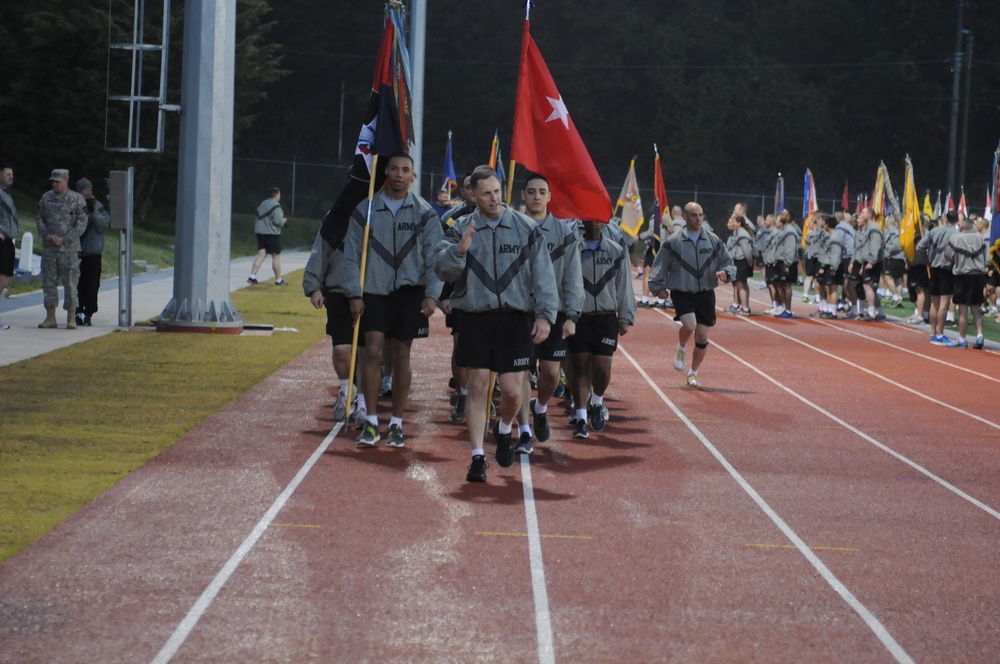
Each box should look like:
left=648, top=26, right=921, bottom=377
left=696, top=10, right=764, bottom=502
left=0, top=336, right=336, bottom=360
left=650, top=306, right=1000, bottom=521
left=269, top=523, right=322, bottom=529
left=151, top=422, right=345, bottom=664
left=745, top=291, right=1000, bottom=371
left=519, top=455, right=556, bottom=664
left=477, top=531, right=593, bottom=540
left=746, top=543, right=862, bottom=553
left=703, top=307, right=1000, bottom=433
left=618, top=345, right=915, bottom=664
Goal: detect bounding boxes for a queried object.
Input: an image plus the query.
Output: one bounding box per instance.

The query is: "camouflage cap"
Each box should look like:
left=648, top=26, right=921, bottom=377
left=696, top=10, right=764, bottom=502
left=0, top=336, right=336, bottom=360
left=49, top=169, right=69, bottom=182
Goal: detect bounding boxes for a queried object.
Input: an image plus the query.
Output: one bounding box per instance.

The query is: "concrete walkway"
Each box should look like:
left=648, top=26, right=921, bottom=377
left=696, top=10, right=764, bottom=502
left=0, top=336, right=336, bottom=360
left=0, top=251, right=310, bottom=367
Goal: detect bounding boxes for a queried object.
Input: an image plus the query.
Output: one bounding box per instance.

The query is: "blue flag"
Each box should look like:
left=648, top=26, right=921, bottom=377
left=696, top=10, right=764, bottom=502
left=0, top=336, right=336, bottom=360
left=441, top=131, right=457, bottom=193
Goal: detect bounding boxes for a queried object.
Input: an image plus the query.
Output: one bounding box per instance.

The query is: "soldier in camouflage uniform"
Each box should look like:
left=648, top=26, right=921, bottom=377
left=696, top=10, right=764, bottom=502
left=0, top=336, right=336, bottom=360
left=36, top=169, right=87, bottom=329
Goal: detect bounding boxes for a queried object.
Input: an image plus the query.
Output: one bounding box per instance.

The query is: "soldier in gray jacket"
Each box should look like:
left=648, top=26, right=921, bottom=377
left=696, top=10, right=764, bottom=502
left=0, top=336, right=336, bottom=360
left=434, top=170, right=558, bottom=483
left=344, top=154, right=443, bottom=449
left=517, top=173, right=583, bottom=453
left=37, top=169, right=87, bottom=329
left=74, top=178, right=110, bottom=326
left=942, top=218, right=987, bottom=348
left=916, top=210, right=959, bottom=344
left=0, top=165, right=18, bottom=330
left=650, top=202, right=735, bottom=388
left=849, top=207, right=885, bottom=321
left=248, top=187, right=287, bottom=286
left=568, top=220, right=635, bottom=439
left=303, top=230, right=360, bottom=422
left=815, top=214, right=843, bottom=319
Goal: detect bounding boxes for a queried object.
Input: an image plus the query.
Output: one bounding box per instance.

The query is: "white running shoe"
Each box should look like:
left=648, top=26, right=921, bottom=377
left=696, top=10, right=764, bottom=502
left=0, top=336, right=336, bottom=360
left=686, top=371, right=701, bottom=388
left=673, top=346, right=686, bottom=371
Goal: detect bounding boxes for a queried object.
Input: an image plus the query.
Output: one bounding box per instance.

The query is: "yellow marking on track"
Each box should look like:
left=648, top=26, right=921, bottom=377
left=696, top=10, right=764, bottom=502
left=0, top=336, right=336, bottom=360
left=270, top=523, right=323, bottom=529
left=477, top=531, right=592, bottom=540
left=745, top=543, right=860, bottom=553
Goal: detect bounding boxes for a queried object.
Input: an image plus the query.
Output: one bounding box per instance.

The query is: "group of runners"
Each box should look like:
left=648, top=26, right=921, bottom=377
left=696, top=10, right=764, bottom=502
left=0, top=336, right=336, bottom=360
left=303, top=155, right=736, bottom=482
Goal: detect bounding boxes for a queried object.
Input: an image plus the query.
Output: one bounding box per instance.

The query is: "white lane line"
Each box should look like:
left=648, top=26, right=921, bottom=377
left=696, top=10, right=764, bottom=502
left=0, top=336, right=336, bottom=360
left=703, top=339, right=1000, bottom=521
left=519, top=456, right=556, bottom=664
left=744, top=291, right=1000, bottom=376
left=151, top=421, right=345, bottom=664
left=707, top=308, right=1000, bottom=432
left=618, top=346, right=915, bottom=664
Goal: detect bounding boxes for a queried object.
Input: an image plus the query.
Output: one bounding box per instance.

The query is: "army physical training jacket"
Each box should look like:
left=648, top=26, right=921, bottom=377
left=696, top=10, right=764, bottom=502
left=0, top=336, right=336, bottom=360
left=884, top=227, right=904, bottom=261
left=434, top=206, right=558, bottom=323
left=852, top=223, right=884, bottom=264
left=726, top=227, right=754, bottom=263
left=944, top=231, right=986, bottom=275
left=580, top=235, right=636, bottom=325
left=0, top=187, right=18, bottom=239
left=916, top=223, right=958, bottom=269
left=771, top=224, right=799, bottom=265
left=302, top=232, right=349, bottom=296
left=649, top=229, right=735, bottom=294
left=255, top=197, right=285, bottom=235
left=535, top=214, right=584, bottom=321
left=344, top=191, right=443, bottom=300
left=79, top=199, right=110, bottom=256
left=820, top=227, right=846, bottom=268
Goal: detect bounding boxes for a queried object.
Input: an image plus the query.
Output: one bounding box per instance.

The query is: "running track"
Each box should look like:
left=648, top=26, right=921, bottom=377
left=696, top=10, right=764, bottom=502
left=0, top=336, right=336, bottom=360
left=2, top=282, right=999, bottom=663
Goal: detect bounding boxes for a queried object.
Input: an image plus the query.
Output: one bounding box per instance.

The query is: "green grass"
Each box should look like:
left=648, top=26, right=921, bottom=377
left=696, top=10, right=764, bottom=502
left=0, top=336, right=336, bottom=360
left=0, top=270, right=326, bottom=563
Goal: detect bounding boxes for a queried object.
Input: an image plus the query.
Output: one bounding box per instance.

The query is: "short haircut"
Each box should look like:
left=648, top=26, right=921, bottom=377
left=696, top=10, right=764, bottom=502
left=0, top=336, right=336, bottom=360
left=268, top=187, right=280, bottom=197
left=822, top=213, right=838, bottom=230
left=523, top=172, right=548, bottom=189
left=385, top=152, right=414, bottom=168
left=470, top=169, right=499, bottom=191
left=945, top=210, right=959, bottom=224
left=777, top=210, right=794, bottom=225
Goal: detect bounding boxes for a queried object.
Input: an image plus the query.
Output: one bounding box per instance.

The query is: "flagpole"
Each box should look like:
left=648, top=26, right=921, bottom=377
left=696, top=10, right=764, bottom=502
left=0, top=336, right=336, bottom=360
left=505, top=159, right=517, bottom=206
left=346, top=154, right=380, bottom=420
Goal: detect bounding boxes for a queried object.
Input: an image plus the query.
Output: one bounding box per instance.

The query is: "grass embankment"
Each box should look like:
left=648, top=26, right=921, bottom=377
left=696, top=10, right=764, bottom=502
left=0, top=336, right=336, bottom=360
left=0, top=272, right=327, bottom=563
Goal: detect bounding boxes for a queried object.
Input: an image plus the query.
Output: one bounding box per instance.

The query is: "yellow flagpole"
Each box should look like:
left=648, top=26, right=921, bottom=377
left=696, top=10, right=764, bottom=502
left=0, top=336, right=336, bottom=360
left=346, top=154, right=380, bottom=420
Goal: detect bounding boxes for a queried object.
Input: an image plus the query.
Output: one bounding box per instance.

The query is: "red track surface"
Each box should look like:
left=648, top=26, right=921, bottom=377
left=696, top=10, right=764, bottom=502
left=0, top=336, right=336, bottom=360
left=2, top=280, right=1000, bottom=663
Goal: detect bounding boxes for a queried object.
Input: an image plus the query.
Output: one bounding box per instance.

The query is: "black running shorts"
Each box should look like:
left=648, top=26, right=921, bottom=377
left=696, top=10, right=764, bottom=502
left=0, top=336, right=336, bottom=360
left=256, top=233, right=282, bottom=254
left=567, top=312, right=619, bottom=357
left=454, top=310, right=534, bottom=373
left=929, top=266, right=955, bottom=297
left=0, top=236, right=14, bottom=277
left=952, top=273, right=986, bottom=306
left=358, top=285, right=429, bottom=341
left=324, top=291, right=362, bottom=347
left=535, top=312, right=568, bottom=362
left=671, top=289, right=717, bottom=327
left=734, top=258, right=753, bottom=283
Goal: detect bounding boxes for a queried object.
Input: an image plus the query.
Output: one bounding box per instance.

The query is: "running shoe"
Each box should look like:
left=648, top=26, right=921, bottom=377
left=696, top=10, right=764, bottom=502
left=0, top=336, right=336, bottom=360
left=553, top=374, right=567, bottom=398
left=801, top=295, right=810, bottom=303
left=495, top=431, right=515, bottom=468
left=686, top=371, right=701, bottom=388
left=515, top=432, right=534, bottom=455
left=353, top=406, right=368, bottom=430
left=874, top=312, right=887, bottom=321
left=662, top=300, right=674, bottom=309
left=356, top=421, right=380, bottom=447
left=588, top=403, right=606, bottom=432
left=673, top=346, right=687, bottom=371
left=974, top=335, right=985, bottom=349
left=246, top=276, right=258, bottom=285
left=726, top=303, right=740, bottom=313
left=353, top=408, right=368, bottom=431
left=930, top=335, right=948, bottom=346
left=572, top=419, right=589, bottom=439
left=904, top=314, right=924, bottom=325
left=858, top=313, right=874, bottom=322
left=947, top=339, right=968, bottom=349
left=275, top=279, right=288, bottom=287
left=737, top=308, right=751, bottom=316
left=637, top=300, right=651, bottom=308
left=333, top=392, right=347, bottom=422
left=466, top=455, right=488, bottom=482
left=844, top=312, right=857, bottom=320
left=763, top=306, right=775, bottom=315
left=450, top=393, right=467, bottom=423
left=776, top=310, right=794, bottom=319
left=530, top=398, right=550, bottom=442
left=386, top=424, right=405, bottom=447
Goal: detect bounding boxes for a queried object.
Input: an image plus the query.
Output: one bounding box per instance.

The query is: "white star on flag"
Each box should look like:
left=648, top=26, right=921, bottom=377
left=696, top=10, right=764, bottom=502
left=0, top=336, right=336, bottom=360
left=545, top=95, right=570, bottom=129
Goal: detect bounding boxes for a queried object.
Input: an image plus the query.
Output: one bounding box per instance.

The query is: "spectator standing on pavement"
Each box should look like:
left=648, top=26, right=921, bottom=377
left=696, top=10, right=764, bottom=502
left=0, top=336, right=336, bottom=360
left=248, top=187, right=288, bottom=286
left=650, top=202, right=735, bottom=388
left=74, top=178, right=110, bottom=326
left=0, top=165, right=18, bottom=330
left=37, top=169, right=87, bottom=330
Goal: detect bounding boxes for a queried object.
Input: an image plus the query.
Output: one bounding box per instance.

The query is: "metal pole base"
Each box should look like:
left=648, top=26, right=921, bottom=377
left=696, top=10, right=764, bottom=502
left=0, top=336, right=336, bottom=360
left=157, top=297, right=243, bottom=334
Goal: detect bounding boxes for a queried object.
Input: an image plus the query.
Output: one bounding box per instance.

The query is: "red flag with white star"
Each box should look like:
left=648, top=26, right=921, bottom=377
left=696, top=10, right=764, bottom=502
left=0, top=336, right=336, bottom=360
left=511, top=21, right=611, bottom=222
